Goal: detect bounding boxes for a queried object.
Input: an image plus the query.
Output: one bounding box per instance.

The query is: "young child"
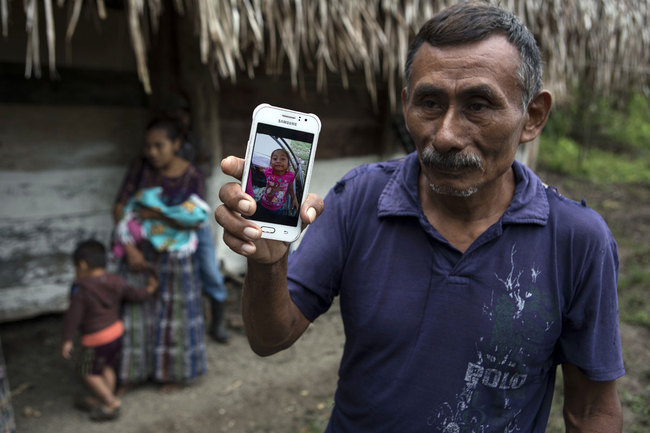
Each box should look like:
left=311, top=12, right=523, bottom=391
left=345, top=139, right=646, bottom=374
left=254, top=148, right=299, bottom=217
left=61, top=240, right=157, bottom=421
left=112, top=185, right=210, bottom=259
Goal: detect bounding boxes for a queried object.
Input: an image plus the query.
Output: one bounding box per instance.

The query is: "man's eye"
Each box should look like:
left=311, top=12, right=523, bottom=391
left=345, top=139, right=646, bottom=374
left=468, top=102, right=488, bottom=112
left=421, top=99, right=443, bottom=110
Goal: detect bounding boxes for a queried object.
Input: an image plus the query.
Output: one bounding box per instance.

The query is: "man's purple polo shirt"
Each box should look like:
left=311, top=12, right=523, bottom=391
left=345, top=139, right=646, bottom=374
left=287, top=151, right=624, bottom=433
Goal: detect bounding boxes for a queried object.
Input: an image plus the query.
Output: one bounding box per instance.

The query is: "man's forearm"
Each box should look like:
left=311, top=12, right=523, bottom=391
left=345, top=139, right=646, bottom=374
left=564, top=410, right=622, bottom=433
left=241, top=251, right=310, bottom=356
left=563, top=364, right=622, bottom=433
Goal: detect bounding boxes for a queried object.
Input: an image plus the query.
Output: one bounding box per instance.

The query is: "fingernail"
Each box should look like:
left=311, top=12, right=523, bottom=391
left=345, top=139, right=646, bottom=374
left=238, top=200, right=251, bottom=213
left=243, top=226, right=259, bottom=239
left=307, top=207, right=317, bottom=223
left=241, top=243, right=256, bottom=255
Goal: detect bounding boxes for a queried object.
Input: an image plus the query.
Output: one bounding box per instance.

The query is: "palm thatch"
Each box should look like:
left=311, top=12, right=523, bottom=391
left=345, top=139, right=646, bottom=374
left=3, top=0, right=649, bottom=108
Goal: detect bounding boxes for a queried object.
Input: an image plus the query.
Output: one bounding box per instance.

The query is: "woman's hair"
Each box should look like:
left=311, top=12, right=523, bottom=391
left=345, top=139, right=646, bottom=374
left=73, top=239, right=106, bottom=269
left=404, top=1, right=542, bottom=110
left=145, top=116, right=185, bottom=142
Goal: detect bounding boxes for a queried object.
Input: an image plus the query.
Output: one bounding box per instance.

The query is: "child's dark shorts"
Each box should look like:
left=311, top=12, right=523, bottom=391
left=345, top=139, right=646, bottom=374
left=79, top=337, right=122, bottom=376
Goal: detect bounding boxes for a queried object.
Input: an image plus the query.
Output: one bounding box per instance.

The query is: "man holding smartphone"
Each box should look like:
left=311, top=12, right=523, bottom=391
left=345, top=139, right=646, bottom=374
left=215, top=2, right=624, bottom=432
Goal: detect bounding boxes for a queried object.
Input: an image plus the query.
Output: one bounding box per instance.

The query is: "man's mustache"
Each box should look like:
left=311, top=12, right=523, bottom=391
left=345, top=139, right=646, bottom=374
left=420, top=147, right=483, bottom=171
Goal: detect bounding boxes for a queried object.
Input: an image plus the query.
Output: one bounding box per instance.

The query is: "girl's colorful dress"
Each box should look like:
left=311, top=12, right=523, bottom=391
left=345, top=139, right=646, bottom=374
left=260, top=167, right=295, bottom=212
left=114, top=158, right=208, bottom=384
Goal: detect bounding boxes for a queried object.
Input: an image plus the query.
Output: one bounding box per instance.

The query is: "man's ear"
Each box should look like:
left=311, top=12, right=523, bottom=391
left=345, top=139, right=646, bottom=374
left=520, top=90, right=552, bottom=143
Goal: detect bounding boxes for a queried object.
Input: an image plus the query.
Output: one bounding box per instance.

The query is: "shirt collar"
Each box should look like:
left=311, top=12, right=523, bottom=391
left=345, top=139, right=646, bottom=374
left=377, top=151, right=549, bottom=226
left=377, top=152, right=422, bottom=218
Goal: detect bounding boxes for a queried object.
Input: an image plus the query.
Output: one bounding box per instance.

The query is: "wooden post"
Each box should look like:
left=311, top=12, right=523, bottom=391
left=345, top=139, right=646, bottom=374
left=147, top=0, right=222, bottom=177
left=174, top=8, right=222, bottom=177
left=148, top=1, right=178, bottom=113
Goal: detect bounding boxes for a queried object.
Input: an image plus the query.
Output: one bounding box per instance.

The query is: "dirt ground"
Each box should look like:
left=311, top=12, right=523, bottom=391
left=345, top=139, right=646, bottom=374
left=2, top=169, right=650, bottom=433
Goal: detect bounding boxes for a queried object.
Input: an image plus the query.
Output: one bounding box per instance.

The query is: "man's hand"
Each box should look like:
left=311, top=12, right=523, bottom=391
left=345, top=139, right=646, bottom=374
left=214, top=156, right=324, bottom=265
left=216, top=156, right=319, bottom=356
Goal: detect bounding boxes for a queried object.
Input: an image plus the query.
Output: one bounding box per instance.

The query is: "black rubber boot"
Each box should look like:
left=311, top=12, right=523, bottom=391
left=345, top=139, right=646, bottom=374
left=210, top=299, right=230, bottom=343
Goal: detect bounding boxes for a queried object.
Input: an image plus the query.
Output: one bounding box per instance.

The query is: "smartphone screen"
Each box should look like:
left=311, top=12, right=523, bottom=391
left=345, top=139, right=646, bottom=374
left=244, top=122, right=316, bottom=228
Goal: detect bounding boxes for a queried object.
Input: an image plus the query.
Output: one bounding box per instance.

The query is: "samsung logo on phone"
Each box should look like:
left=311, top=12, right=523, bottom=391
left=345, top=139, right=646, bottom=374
left=278, top=119, right=297, bottom=126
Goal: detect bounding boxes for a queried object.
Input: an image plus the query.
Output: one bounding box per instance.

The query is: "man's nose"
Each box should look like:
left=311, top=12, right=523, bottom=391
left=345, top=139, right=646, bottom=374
left=434, top=108, right=466, bottom=153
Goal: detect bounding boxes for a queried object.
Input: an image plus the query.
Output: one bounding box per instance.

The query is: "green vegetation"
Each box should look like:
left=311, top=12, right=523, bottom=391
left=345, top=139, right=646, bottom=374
left=539, top=92, right=650, bottom=184
left=621, top=386, right=650, bottom=433
left=618, top=240, right=650, bottom=330
left=539, top=135, right=650, bottom=184
left=290, top=139, right=313, bottom=163
left=289, top=139, right=314, bottom=179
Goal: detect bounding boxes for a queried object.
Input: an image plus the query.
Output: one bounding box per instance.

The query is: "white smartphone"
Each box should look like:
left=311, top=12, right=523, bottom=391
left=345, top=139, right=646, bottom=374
left=241, top=103, right=321, bottom=242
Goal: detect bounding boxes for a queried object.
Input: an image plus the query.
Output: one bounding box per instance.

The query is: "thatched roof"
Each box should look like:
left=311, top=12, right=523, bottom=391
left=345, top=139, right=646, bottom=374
left=3, top=0, right=649, bottom=108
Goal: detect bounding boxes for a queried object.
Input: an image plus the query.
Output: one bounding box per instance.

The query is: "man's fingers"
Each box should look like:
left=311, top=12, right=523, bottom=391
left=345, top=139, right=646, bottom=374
left=218, top=182, right=257, bottom=216
left=214, top=203, right=260, bottom=239
left=215, top=157, right=265, bottom=258
left=222, top=228, right=258, bottom=257
left=215, top=202, right=262, bottom=246
left=300, top=193, right=325, bottom=225
left=221, top=156, right=245, bottom=180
